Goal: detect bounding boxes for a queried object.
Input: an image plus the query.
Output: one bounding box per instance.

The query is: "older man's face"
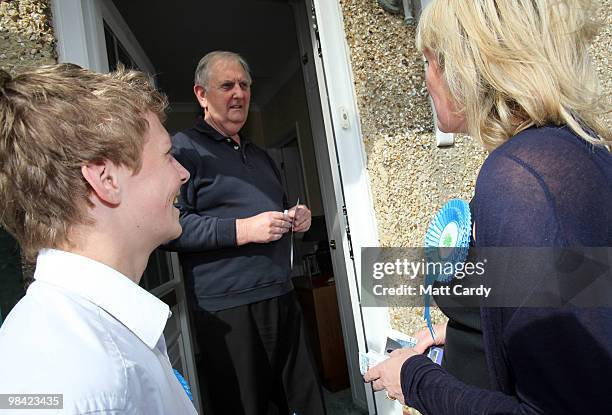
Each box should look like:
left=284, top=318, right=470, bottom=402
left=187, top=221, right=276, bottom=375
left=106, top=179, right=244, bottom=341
left=200, top=59, right=251, bottom=137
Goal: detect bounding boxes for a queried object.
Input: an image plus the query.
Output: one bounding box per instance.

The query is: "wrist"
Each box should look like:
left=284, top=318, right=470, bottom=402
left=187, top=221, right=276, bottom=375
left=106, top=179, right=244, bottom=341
left=236, top=218, right=250, bottom=245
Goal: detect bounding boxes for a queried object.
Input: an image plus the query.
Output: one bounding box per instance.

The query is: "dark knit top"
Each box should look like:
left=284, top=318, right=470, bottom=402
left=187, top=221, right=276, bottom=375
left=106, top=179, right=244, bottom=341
left=401, top=125, right=612, bottom=414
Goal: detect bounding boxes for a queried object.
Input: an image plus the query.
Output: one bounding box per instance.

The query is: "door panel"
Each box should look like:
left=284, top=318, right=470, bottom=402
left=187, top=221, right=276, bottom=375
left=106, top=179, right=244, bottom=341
left=291, top=0, right=371, bottom=410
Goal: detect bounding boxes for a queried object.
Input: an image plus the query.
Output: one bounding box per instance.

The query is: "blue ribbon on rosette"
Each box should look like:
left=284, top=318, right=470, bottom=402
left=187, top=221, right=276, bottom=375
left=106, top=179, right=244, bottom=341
left=174, top=369, right=193, bottom=401
left=423, top=199, right=471, bottom=341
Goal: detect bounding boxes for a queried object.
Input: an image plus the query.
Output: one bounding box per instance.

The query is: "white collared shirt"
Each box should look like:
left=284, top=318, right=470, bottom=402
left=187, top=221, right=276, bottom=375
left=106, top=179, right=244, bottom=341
left=0, top=249, right=198, bottom=414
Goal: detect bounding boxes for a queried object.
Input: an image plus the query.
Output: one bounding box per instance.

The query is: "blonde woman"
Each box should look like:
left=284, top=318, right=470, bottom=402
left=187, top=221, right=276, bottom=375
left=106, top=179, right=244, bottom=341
left=365, top=0, right=612, bottom=413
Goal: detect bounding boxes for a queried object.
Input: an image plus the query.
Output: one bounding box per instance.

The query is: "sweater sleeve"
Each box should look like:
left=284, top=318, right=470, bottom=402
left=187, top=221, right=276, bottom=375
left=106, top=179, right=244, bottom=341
left=402, top=306, right=612, bottom=415
left=163, top=132, right=237, bottom=252
left=401, top=356, right=524, bottom=415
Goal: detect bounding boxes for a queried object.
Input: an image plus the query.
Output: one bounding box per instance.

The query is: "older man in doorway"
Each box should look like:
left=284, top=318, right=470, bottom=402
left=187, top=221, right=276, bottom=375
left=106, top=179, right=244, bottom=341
left=169, top=51, right=326, bottom=415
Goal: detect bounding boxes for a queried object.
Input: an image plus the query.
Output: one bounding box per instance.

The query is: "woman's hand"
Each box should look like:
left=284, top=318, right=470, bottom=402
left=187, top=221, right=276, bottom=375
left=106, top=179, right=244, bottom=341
left=413, top=321, right=447, bottom=354
left=363, top=348, right=420, bottom=404
left=363, top=321, right=448, bottom=404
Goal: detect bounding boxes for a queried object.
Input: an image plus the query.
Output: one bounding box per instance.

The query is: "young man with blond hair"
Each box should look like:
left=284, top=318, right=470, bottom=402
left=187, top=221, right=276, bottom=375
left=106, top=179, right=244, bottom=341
left=0, top=64, right=196, bottom=414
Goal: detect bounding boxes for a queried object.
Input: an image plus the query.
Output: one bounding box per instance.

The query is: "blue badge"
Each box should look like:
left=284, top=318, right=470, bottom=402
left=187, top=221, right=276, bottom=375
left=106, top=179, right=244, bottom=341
left=423, top=199, right=471, bottom=340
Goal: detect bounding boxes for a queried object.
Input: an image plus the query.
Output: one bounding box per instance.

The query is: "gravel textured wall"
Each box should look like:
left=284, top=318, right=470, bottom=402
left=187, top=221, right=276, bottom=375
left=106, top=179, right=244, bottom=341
left=339, top=0, right=487, bottom=345
left=0, top=0, right=57, bottom=282
left=592, top=0, right=612, bottom=131
left=0, top=0, right=56, bottom=72
left=338, top=0, right=611, bottom=379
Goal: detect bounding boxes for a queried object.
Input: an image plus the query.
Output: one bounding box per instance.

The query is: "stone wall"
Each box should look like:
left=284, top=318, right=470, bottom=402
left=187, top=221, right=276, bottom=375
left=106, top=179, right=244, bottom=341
left=0, top=0, right=57, bottom=291
left=592, top=0, right=612, bottom=131
left=339, top=0, right=487, bottom=339
left=0, top=0, right=56, bottom=72
left=339, top=0, right=611, bottom=341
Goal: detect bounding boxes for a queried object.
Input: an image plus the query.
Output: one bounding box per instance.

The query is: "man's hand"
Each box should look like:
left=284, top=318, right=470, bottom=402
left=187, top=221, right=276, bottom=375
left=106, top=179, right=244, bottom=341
left=288, top=204, right=311, bottom=232
left=236, top=211, right=291, bottom=245
left=364, top=348, right=419, bottom=405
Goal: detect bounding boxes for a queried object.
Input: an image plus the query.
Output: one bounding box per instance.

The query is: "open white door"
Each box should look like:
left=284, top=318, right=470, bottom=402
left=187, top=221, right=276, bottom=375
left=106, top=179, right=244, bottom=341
left=292, top=0, right=402, bottom=415
left=292, top=0, right=399, bottom=413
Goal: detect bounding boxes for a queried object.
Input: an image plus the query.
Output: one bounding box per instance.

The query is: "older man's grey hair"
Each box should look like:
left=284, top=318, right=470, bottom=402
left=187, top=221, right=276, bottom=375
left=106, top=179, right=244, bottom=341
left=194, top=51, right=252, bottom=89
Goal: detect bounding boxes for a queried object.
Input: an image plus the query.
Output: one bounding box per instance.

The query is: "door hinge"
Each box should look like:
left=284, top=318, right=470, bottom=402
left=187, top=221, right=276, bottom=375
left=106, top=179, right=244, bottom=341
left=311, top=4, right=322, bottom=58
left=342, top=205, right=354, bottom=260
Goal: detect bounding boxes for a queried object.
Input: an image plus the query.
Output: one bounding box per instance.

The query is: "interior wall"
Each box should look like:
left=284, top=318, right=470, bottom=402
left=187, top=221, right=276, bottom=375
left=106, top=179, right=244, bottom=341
left=165, top=105, right=268, bottom=149
left=243, top=109, right=267, bottom=148
left=339, top=0, right=611, bottom=340
left=259, top=69, right=324, bottom=216
left=165, top=109, right=200, bottom=135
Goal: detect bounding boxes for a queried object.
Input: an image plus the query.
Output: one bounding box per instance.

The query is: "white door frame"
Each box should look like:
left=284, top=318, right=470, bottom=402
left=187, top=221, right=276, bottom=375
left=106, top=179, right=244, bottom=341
left=306, top=0, right=397, bottom=413
left=291, top=0, right=370, bottom=410
left=51, top=0, right=154, bottom=74
left=310, top=0, right=392, bottom=349
left=313, top=0, right=402, bottom=415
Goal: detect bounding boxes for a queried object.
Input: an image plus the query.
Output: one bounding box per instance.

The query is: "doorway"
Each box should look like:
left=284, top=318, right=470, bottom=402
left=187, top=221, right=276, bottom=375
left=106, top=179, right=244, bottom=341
left=52, top=0, right=376, bottom=412
left=108, top=0, right=367, bottom=412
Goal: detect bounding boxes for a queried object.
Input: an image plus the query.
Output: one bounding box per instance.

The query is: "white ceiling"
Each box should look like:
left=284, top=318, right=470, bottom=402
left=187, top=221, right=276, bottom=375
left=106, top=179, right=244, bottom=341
left=111, top=0, right=301, bottom=107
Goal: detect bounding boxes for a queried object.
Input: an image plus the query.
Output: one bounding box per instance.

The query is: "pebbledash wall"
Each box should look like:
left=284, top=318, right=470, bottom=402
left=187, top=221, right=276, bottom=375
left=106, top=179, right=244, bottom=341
left=338, top=0, right=612, bottom=337
left=0, top=0, right=610, bottom=345
left=0, top=0, right=56, bottom=310
left=0, top=0, right=55, bottom=72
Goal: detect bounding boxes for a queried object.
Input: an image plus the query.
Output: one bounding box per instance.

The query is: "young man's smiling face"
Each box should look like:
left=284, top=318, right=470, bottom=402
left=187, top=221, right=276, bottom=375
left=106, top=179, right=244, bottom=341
left=196, top=58, right=251, bottom=137
left=122, top=111, right=189, bottom=247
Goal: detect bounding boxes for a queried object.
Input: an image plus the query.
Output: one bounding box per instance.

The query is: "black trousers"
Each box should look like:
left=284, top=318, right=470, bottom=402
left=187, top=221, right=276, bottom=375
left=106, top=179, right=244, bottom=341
left=195, top=291, right=327, bottom=415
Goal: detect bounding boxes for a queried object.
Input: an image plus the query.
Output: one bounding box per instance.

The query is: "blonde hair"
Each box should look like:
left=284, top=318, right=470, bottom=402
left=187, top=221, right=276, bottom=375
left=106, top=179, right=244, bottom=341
left=0, top=64, right=168, bottom=260
left=416, top=0, right=610, bottom=150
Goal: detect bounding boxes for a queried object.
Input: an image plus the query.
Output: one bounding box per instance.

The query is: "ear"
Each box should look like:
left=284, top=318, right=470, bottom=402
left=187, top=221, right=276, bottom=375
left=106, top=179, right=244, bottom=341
left=429, top=55, right=447, bottom=85
left=430, top=55, right=443, bottom=77
left=194, top=84, right=207, bottom=111
left=81, top=161, right=122, bottom=206
left=423, top=48, right=438, bottom=71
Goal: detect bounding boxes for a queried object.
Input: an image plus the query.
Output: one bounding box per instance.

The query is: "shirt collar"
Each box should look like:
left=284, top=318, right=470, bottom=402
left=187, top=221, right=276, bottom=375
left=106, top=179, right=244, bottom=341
left=33, top=249, right=170, bottom=350
left=194, top=116, right=250, bottom=145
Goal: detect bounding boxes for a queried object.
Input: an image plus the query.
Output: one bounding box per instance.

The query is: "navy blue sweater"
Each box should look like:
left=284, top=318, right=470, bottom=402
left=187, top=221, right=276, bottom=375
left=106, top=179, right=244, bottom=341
left=401, top=126, right=612, bottom=414
left=167, top=118, right=292, bottom=311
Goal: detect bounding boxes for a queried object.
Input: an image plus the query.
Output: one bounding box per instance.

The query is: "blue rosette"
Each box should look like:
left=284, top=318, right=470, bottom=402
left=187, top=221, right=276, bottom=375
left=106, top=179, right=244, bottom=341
left=174, top=369, right=193, bottom=401
left=423, top=199, right=471, bottom=340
